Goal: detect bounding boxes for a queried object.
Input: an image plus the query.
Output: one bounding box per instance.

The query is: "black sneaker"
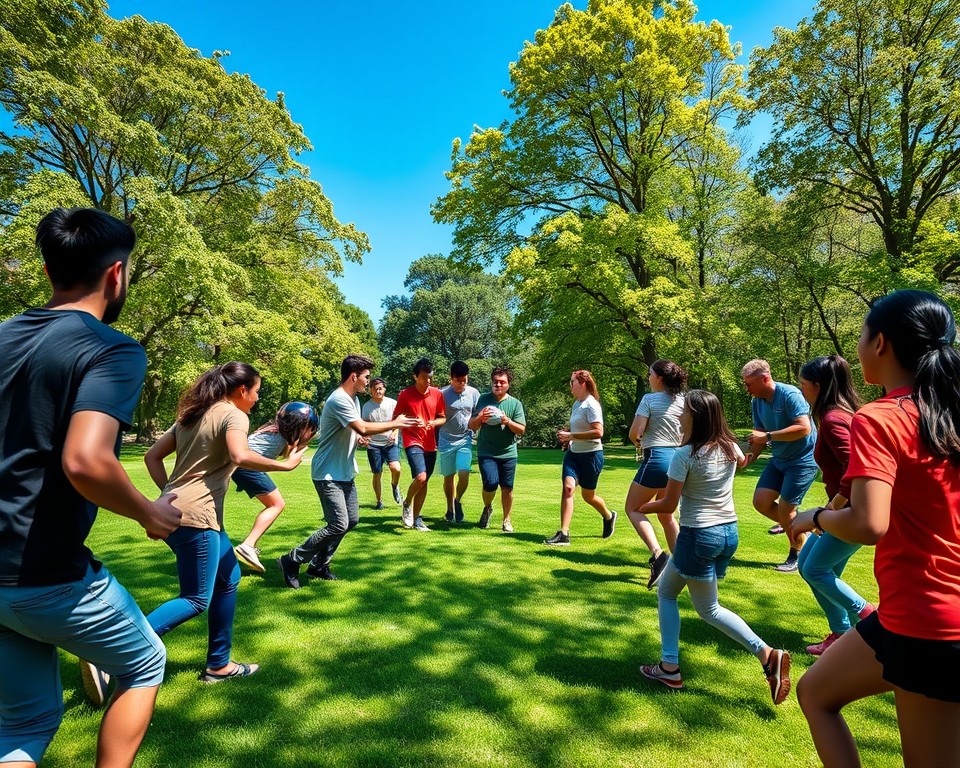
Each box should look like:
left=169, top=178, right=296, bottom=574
left=445, top=508, right=454, bottom=522
left=454, top=499, right=464, bottom=523
left=306, top=563, right=339, bottom=580
left=478, top=506, right=492, bottom=529
left=602, top=510, right=618, bottom=539
left=375, top=500, right=384, bottom=510
left=277, top=554, right=300, bottom=589
left=544, top=530, right=570, bottom=546
left=647, top=550, right=670, bottom=590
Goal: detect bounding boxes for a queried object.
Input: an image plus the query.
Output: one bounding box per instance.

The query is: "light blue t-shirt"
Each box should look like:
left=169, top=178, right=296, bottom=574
left=311, top=387, right=361, bottom=482
left=438, top=385, right=480, bottom=451
left=751, top=382, right=817, bottom=466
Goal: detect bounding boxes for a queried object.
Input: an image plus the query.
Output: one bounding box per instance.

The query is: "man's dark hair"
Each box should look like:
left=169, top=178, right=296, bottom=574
left=450, top=360, right=469, bottom=378
left=36, top=208, right=136, bottom=289
left=413, top=357, right=433, bottom=376
left=370, top=377, right=386, bottom=388
left=491, top=366, right=513, bottom=383
left=341, top=354, right=375, bottom=382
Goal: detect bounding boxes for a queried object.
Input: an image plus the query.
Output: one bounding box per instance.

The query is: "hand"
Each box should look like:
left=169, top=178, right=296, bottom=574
left=397, top=416, right=419, bottom=429
left=742, top=453, right=755, bottom=468
left=286, top=444, right=308, bottom=469
left=557, top=430, right=571, bottom=442
left=145, top=493, right=181, bottom=540
left=747, top=431, right=768, bottom=449
left=357, top=436, right=369, bottom=447
left=479, top=407, right=494, bottom=424
left=791, top=508, right=818, bottom=537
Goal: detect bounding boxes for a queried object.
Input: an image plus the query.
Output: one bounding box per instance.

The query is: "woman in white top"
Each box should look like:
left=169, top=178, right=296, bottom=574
left=544, top=370, right=617, bottom=546
left=626, top=359, right=687, bottom=589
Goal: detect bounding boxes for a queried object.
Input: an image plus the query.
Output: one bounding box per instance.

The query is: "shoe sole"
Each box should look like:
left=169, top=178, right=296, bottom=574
left=234, top=547, right=266, bottom=574
left=639, top=666, right=683, bottom=690
left=769, top=652, right=792, bottom=705
left=543, top=541, right=570, bottom=546
left=79, top=660, right=108, bottom=707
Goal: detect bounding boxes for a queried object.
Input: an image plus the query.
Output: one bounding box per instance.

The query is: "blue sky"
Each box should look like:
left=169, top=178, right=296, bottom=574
left=106, top=0, right=814, bottom=324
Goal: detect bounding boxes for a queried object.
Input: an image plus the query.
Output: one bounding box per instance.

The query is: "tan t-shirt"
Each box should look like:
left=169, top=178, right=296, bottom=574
left=162, top=400, right=249, bottom=531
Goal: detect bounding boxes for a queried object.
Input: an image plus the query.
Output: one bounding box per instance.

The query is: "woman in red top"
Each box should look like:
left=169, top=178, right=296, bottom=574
left=793, top=290, right=960, bottom=768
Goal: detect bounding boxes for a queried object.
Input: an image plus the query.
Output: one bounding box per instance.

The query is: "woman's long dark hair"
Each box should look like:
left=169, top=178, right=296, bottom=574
left=177, top=362, right=260, bottom=429
left=685, top=389, right=740, bottom=462
left=799, top=355, right=861, bottom=425
left=865, top=289, right=960, bottom=462
left=651, top=359, right=688, bottom=396
left=255, top=402, right=320, bottom=444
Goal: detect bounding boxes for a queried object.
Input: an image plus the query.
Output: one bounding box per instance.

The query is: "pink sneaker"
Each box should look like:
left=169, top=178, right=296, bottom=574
left=806, top=632, right=842, bottom=656
left=858, top=603, right=876, bottom=621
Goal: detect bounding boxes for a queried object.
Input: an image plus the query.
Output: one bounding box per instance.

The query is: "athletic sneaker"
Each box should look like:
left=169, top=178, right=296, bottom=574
left=306, top=563, right=339, bottom=580
left=234, top=543, right=265, bottom=573
left=79, top=658, right=110, bottom=707
left=806, top=632, right=842, bottom=656
left=444, top=508, right=454, bottom=522
left=768, top=524, right=785, bottom=535
left=277, top=554, right=301, bottom=590
left=639, top=662, right=683, bottom=690
left=454, top=499, right=464, bottom=524
left=401, top=504, right=414, bottom=528
left=647, top=550, right=669, bottom=591
left=502, top=519, right=514, bottom=533
left=375, top=500, right=384, bottom=511
left=392, top=484, right=403, bottom=505
left=763, top=648, right=791, bottom=705
left=602, top=510, right=617, bottom=539
left=478, top=506, right=492, bottom=529
left=414, top=517, right=431, bottom=531
left=774, top=555, right=799, bottom=573
left=543, top=530, right=570, bottom=546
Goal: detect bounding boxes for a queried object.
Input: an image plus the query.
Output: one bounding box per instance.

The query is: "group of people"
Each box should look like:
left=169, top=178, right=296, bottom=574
left=1, top=208, right=958, bottom=768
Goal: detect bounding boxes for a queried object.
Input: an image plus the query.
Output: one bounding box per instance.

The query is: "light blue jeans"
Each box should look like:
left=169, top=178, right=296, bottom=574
left=797, top=531, right=867, bottom=634
left=0, top=564, right=165, bottom=764
left=657, top=558, right=765, bottom=666
left=146, top=526, right=240, bottom=670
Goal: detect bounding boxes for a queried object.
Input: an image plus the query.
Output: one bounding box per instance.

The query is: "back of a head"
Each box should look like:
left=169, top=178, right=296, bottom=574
left=36, top=208, right=136, bottom=289
left=651, top=359, right=688, bottom=395
left=686, top=389, right=737, bottom=460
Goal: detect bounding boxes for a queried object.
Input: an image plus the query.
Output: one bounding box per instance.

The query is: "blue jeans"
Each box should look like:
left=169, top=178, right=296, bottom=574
left=146, top=526, right=240, bottom=670
left=0, top=564, right=165, bottom=764
left=797, top=531, right=867, bottom=633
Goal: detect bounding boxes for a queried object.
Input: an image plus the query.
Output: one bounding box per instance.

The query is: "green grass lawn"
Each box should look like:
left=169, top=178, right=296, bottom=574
left=44, top=446, right=899, bottom=767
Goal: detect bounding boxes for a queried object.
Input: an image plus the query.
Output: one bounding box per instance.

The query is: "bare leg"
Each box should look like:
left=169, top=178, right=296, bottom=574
left=778, top=498, right=805, bottom=552
left=95, top=685, right=159, bottom=768
left=625, top=483, right=664, bottom=555
left=657, top=512, right=679, bottom=552
left=443, top=474, right=455, bottom=513
left=896, top=688, right=960, bottom=768
left=388, top=461, right=402, bottom=490
left=412, top=477, right=429, bottom=516
left=753, top=487, right=781, bottom=523
left=455, top=470, right=469, bottom=501
left=404, top=473, right=426, bottom=510
left=580, top=487, right=611, bottom=519
left=559, top=476, right=576, bottom=532
left=501, top=487, right=514, bottom=525
left=371, top=472, right=383, bottom=504
left=241, top=490, right=285, bottom=548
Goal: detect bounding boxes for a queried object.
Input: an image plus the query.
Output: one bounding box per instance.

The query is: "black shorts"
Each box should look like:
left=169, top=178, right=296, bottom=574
left=856, top=610, right=960, bottom=702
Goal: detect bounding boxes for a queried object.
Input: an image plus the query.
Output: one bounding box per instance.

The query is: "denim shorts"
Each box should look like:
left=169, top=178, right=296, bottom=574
left=478, top=456, right=517, bottom=491
left=366, top=443, right=400, bottom=474
left=856, top=611, right=960, bottom=702
left=757, top=459, right=819, bottom=506
left=633, top=446, right=677, bottom=489
left=671, top=522, right=739, bottom=582
left=0, top=564, right=166, bottom=763
left=233, top=467, right=277, bottom=497
left=405, top=446, right=436, bottom=480
left=439, top=445, right=472, bottom=476
left=562, top=450, right=604, bottom=490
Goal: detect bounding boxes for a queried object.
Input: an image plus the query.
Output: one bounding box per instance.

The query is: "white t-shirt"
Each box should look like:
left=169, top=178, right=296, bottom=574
left=311, top=387, right=361, bottom=482
left=361, top=396, right=397, bottom=448
left=636, top=391, right=685, bottom=449
left=667, top=442, right=744, bottom=528
left=569, top=395, right=603, bottom=453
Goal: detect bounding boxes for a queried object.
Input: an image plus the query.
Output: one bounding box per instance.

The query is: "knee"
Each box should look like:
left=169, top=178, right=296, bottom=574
left=561, top=485, right=575, bottom=500
left=275, top=498, right=286, bottom=513
left=181, top=593, right=211, bottom=616
left=415, top=472, right=427, bottom=484
left=796, top=673, right=817, bottom=715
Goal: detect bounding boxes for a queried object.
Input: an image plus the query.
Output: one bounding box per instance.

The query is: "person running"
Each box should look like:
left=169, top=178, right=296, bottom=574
left=143, top=362, right=306, bottom=683
left=742, top=359, right=818, bottom=572
left=360, top=378, right=402, bottom=510
left=0, top=208, right=181, bottom=767
left=278, top=355, right=418, bottom=587
left=795, top=356, right=874, bottom=657
left=395, top=358, right=446, bottom=531
left=625, top=359, right=687, bottom=588
left=638, top=390, right=791, bottom=705
left=469, top=367, right=526, bottom=532
left=793, top=290, right=960, bottom=768
left=438, top=361, right=481, bottom=524
left=544, top=370, right=616, bottom=546
left=232, top=402, right=320, bottom=573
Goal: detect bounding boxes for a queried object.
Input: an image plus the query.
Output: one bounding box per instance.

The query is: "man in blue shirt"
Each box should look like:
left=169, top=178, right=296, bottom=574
left=438, top=361, right=481, bottom=524
left=742, top=359, right=818, bottom=572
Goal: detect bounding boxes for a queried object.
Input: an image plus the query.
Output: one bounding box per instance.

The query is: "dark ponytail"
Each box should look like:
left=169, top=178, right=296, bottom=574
left=650, top=359, right=688, bottom=396
left=177, top=361, right=260, bottom=429
left=799, top=355, right=860, bottom=425
left=865, top=290, right=960, bottom=462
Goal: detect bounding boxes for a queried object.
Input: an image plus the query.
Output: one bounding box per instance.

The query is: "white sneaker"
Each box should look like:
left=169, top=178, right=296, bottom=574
left=402, top=504, right=414, bottom=528
left=234, top=543, right=265, bottom=573
left=502, top=520, right=514, bottom=533
left=414, top=517, right=431, bottom=531
left=79, top=659, right=110, bottom=707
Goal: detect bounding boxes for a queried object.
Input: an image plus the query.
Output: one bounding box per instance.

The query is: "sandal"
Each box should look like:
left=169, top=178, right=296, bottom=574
left=199, top=661, right=260, bottom=684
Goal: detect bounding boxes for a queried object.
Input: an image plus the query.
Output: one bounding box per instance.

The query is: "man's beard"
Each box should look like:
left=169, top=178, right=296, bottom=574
left=101, top=283, right=127, bottom=325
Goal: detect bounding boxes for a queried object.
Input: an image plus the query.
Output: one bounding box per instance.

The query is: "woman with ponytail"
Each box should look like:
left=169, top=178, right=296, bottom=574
left=793, top=290, right=960, bottom=767
left=142, top=362, right=307, bottom=683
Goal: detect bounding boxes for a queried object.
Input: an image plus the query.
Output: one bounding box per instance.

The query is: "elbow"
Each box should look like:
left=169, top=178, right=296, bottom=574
left=63, top=452, right=99, bottom=488
left=861, top=524, right=887, bottom=546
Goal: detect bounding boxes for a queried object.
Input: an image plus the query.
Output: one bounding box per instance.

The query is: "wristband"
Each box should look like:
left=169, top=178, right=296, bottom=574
left=766, top=431, right=772, bottom=443
left=812, top=506, right=825, bottom=534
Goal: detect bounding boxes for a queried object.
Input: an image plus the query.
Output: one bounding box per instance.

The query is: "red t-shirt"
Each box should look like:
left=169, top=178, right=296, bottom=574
left=394, top=385, right=445, bottom=451
left=814, top=408, right=854, bottom=500
left=843, top=387, right=960, bottom=640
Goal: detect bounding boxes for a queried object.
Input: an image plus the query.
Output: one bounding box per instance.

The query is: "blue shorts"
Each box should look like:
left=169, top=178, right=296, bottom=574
left=0, top=564, right=166, bottom=764
left=233, top=467, right=277, bottom=497
left=439, top=445, right=472, bottom=476
left=562, top=450, right=604, bottom=490
left=366, top=443, right=400, bottom=474
left=756, top=459, right=819, bottom=507
left=478, top=456, right=517, bottom=492
left=671, top=522, right=739, bottom=582
left=633, top=446, right=677, bottom=489
left=405, top=446, right=436, bottom=480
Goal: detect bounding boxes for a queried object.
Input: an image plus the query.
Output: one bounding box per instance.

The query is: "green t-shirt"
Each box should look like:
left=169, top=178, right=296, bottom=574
left=474, top=392, right=526, bottom=459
